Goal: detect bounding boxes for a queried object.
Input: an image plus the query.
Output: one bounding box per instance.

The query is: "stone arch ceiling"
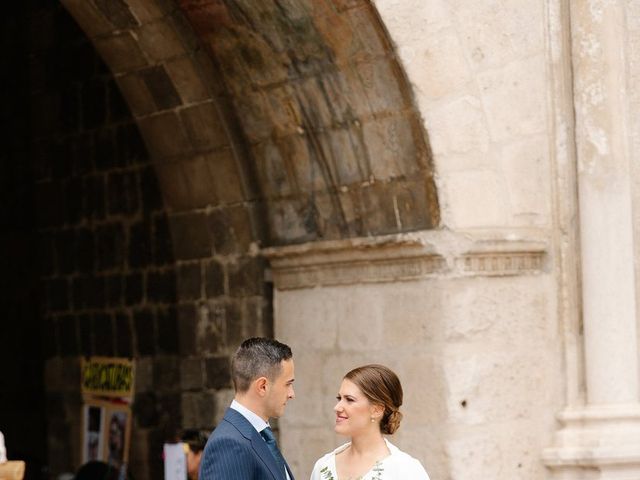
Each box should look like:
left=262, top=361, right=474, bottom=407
left=61, top=0, right=440, bottom=246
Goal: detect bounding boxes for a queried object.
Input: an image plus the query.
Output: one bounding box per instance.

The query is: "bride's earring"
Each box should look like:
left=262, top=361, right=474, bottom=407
left=370, top=416, right=376, bottom=423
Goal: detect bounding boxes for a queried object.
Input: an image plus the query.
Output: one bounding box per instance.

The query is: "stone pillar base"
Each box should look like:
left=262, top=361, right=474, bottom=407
left=543, top=405, right=640, bottom=479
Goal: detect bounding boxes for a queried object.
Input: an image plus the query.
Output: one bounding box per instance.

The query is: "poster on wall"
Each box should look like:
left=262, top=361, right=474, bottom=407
left=81, top=357, right=135, bottom=398
left=81, top=357, right=135, bottom=473
left=104, top=404, right=132, bottom=470
left=82, top=403, right=105, bottom=463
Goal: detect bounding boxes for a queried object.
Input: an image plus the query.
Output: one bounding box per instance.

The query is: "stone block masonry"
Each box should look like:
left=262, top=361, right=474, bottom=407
left=12, top=3, right=274, bottom=479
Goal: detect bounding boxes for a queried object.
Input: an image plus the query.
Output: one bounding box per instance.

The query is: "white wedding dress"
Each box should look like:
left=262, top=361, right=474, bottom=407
left=309, top=439, right=430, bottom=480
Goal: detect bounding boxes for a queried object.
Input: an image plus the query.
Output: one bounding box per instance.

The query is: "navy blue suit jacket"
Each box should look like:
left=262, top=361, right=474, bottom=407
left=199, top=408, right=295, bottom=480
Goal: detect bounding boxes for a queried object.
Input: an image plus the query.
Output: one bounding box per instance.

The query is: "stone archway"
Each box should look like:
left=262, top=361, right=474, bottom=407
left=55, top=1, right=441, bottom=479
left=61, top=0, right=440, bottom=246
left=52, top=2, right=640, bottom=480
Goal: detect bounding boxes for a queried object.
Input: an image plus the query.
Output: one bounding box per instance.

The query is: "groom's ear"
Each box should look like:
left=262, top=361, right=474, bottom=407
left=254, top=376, right=269, bottom=397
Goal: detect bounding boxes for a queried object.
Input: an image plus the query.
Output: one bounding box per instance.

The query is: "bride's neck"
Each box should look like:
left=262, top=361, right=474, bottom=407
left=349, top=431, right=387, bottom=457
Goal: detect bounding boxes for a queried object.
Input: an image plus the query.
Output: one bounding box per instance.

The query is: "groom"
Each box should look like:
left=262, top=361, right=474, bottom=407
left=199, top=337, right=296, bottom=480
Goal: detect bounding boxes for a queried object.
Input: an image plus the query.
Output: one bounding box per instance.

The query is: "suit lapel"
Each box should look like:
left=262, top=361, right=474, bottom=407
left=223, top=408, right=287, bottom=480
left=250, top=432, right=288, bottom=480
left=285, top=461, right=295, bottom=480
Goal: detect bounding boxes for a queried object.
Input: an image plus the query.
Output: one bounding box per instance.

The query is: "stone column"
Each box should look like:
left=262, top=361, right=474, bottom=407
left=543, top=1, right=640, bottom=477
left=575, top=1, right=639, bottom=407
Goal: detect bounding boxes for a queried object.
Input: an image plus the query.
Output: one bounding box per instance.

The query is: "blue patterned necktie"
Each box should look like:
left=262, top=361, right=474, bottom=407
left=260, top=426, right=287, bottom=478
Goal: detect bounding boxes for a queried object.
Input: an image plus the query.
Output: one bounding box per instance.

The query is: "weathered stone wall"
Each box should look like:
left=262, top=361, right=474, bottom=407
left=51, top=2, right=443, bottom=476
left=175, top=0, right=440, bottom=244
left=0, top=4, right=47, bottom=478
left=275, top=1, right=640, bottom=479
left=375, top=0, right=551, bottom=229
left=27, top=4, right=181, bottom=477
left=274, top=1, right=564, bottom=479
left=17, top=1, right=560, bottom=479
left=61, top=0, right=441, bottom=251
left=271, top=231, right=559, bottom=479
left=4, top=3, right=271, bottom=479
left=9, top=0, right=640, bottom=479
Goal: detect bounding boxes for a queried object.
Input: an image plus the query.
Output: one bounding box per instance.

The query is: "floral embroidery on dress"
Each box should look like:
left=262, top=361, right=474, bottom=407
left=371, top=462, right=384, bottom=479
left=320, top=466, right=334, bottom=480
left=319, top=462, right=384, bottom=480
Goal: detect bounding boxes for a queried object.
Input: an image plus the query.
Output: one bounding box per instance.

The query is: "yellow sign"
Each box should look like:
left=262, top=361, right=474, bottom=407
left=81, top=357, right=135, bottom=397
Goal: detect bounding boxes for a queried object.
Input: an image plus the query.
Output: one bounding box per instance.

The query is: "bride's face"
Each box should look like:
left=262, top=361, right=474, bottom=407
left=333, top=378, right=382, bottom=436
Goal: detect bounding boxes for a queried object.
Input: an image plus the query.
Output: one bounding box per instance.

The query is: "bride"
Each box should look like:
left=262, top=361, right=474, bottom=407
left=310, top=364, right=430, bottom=480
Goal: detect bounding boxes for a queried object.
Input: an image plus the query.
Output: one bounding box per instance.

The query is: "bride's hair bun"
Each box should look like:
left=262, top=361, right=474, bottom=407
left=382, top=409, right=403, bottom=435
left=344, top=364, right=404, bottom=435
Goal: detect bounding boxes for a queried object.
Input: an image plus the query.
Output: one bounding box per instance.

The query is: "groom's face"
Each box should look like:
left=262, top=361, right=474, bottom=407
left=264, top=359, right=295, bottom=418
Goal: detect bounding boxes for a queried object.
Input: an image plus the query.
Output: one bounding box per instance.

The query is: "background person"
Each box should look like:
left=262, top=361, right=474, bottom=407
left=181, top=429, right=209, bottom=480
left=74, top=461, right=118, bottom=480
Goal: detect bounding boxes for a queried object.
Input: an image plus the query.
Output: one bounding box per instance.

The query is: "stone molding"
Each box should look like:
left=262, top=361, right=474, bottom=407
left=262, top=229, right=548, bottom=289
left=543, top=405, right=640, bottom=474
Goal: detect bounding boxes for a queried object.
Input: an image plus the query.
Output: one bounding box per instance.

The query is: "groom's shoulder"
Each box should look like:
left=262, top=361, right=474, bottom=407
left=210, top=419, right=234, bottom=437
left=203, top=419, right=253, bottom=456
left=210, top=416, right=243, bottom=439
left=209, top=409, right=256, bottom=443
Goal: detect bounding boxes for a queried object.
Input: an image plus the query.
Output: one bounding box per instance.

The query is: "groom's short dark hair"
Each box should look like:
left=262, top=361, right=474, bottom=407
left=231, top=337, right=293, bottom=392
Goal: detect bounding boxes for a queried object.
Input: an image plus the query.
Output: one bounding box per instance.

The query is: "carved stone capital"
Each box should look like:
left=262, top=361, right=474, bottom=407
left=262, top=229, right=548, bottom=290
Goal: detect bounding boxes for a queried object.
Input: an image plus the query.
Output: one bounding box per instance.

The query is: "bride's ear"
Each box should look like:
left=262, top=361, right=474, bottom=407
left=370, top=403, right=384, bottom=419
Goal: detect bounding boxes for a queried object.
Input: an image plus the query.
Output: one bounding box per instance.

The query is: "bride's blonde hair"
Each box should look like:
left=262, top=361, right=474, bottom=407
left=344, top=364, right=403, bottom=434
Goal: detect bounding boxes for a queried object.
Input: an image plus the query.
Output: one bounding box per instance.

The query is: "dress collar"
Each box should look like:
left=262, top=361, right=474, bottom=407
left=333, top=438, right=398, bottom=457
